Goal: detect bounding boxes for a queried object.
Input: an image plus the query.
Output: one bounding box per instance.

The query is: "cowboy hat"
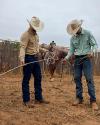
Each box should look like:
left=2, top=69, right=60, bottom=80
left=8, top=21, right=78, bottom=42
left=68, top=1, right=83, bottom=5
left=27, top=16, right=44, bottom=32
left=67, top=19, right=83, bottom=35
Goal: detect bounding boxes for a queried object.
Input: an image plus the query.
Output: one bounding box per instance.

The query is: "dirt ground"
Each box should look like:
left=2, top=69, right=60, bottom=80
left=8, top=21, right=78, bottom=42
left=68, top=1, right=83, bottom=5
left=0, top=74, right=100, bottom=125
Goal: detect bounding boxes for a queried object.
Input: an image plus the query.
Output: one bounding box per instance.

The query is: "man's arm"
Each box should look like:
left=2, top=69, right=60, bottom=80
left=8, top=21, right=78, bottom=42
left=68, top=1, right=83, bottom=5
left=89, top=32, right=98, bottom=54
left=19, top=32, right=29, bottom=63
left=65, top=39, right=75, bottom=60
left=39, top=46, right=48, bottom=53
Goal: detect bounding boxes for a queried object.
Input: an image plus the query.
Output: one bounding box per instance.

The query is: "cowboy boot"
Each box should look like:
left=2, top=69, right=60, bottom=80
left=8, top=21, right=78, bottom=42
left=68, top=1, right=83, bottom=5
left=35, top=99, right=50, bottom=104
left=50, top=77, right=54, bottom=82
left=91, top=102, right=99, bottom=111
left=23, top=102, right=34, bottom=108
left=72, top=98, right=83, bottom=106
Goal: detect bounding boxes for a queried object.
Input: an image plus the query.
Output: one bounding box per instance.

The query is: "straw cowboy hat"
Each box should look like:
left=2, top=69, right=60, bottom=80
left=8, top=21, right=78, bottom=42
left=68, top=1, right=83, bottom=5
left=67, top=19, right=83, bottom=35
left=27, top=16, right=44, bottom=32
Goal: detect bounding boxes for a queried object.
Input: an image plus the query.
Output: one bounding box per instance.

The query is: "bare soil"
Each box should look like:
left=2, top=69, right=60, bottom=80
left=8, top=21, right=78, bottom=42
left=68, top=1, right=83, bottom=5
left=0, top=74, right=100, bottom=125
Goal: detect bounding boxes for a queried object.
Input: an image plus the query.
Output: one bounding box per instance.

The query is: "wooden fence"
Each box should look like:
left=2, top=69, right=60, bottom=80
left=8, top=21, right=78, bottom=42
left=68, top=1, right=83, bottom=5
left=0, top=41, right=100, bottom=75
left=0, top=41, right=19, bottom=73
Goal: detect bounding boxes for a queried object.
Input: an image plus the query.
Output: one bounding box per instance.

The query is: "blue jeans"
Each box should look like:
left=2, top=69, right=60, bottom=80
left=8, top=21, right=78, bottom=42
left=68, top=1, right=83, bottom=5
left=22, top=54, right=43, bottom=103
left=74, top=56, right=96, bottom=102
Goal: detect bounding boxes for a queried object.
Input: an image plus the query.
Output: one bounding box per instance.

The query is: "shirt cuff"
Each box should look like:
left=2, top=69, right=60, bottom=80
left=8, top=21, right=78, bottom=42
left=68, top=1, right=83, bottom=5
left=65, top=55, right=69, bottom=60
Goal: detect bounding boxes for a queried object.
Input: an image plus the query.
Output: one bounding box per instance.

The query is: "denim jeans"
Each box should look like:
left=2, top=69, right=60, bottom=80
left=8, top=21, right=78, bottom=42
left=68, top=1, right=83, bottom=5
left=74, top=56, right=96, bottom=102
left=22, top=54, right=43, bottom=103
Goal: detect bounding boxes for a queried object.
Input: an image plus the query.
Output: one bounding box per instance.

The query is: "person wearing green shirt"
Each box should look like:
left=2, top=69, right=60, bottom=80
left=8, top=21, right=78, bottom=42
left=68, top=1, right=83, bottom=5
left=64, top=19, right=98, bottom=111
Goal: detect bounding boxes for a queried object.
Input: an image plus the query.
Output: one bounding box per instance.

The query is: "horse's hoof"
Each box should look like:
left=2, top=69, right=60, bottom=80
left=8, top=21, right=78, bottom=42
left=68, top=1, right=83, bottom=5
left=50, top=78, right=54, bottom=82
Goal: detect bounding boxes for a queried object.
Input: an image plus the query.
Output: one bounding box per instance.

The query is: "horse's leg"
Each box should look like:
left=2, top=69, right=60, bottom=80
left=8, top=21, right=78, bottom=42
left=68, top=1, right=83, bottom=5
left=49, top=64, right=56, bottom=81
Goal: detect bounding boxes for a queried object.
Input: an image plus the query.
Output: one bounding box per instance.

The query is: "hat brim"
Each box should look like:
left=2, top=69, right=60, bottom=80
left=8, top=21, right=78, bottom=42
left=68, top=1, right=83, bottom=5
left=67, top=20, right=82, bottom=35
left=27, top=19, right=44, bottom=32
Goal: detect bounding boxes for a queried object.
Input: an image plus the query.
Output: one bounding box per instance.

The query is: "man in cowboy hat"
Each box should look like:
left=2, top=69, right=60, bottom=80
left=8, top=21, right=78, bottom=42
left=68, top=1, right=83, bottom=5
left=64, top=19, right=98, bottom=110
left=50, top=41, right=56, bottom=46
left=49, top=41, right=56, bottom=52
left=48, top=41, right=56, bottom=81
left=19, top=16, right=49, bottom=107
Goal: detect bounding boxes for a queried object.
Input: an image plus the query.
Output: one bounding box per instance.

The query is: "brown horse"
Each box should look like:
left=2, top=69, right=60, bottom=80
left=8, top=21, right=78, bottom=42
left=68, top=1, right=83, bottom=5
left=41, top=44, right=68, bottom=81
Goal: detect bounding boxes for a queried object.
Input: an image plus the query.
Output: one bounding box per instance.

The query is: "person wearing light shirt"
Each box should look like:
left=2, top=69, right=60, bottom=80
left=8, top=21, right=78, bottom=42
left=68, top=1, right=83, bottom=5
left=19, top=17, right=49, bottom=107
left=65, top=20, right=98, bottom=111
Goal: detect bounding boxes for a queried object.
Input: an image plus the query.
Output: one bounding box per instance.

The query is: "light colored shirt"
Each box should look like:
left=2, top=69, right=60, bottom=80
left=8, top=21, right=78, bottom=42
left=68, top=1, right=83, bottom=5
left=66, top=29, right=98, bottom=59
left=19, top=31, right=47, bottom=62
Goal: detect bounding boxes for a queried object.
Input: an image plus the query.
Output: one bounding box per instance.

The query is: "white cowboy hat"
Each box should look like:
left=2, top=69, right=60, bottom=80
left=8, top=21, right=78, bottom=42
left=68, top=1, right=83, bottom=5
left=67, top=19, right=83, bottom=35
left=27, top=16, right=44, bottom=32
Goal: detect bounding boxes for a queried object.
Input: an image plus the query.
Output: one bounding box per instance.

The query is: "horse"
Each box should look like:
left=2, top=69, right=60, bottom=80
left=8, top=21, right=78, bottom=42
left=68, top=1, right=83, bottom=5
left=40, top=44, right=68, bottom=81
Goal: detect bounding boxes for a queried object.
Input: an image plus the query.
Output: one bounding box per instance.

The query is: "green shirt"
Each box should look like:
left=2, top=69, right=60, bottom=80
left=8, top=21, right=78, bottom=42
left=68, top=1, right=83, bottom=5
left=66, top=29, right=98, bottom=59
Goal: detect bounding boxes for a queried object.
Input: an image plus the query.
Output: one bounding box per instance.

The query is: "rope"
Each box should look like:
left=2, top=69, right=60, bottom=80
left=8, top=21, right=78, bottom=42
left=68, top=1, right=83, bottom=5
left=63, top=55, right=89, bottom=83
left=0, top=59, right=47, bottom=77
left=0, top=55, right=88, bottom=82
left=74, top=55, right=98, bottom=66
left=65, top=55, right=98, bottom=83
left=74, top=55, right=89, bottom=65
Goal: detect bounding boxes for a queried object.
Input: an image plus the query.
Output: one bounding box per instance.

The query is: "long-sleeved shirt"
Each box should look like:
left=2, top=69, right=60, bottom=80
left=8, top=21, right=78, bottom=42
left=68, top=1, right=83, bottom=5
left=66, top=29, right=98, bottom=59
left=19, top=31, right=47, bottom=62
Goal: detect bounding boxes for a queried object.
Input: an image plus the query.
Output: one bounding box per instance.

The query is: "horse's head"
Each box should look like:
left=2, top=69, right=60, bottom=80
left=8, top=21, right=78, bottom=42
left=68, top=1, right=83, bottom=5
left=58, top=51, right=68, bottom=59
left=54, top=47, right=68, bottom=61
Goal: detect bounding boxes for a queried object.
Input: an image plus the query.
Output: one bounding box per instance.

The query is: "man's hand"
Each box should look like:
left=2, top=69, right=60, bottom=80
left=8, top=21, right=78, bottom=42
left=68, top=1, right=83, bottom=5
left=87, top=53, right=93, bottom=58
left=19, top=58, right=25, bottom=65
left=40, top=47, right=48, bottom=53
left=20, top=61, right=25, bottom=65
left=43, top=49, right=48, bottom=53
left=62, top=58, right=67, bottom=64
left=63, top=56, right=75, bottom=65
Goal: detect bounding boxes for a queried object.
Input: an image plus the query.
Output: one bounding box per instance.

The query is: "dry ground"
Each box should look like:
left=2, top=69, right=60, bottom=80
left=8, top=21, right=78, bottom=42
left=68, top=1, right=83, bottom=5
left=0, top=74, right=100, bottom=125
